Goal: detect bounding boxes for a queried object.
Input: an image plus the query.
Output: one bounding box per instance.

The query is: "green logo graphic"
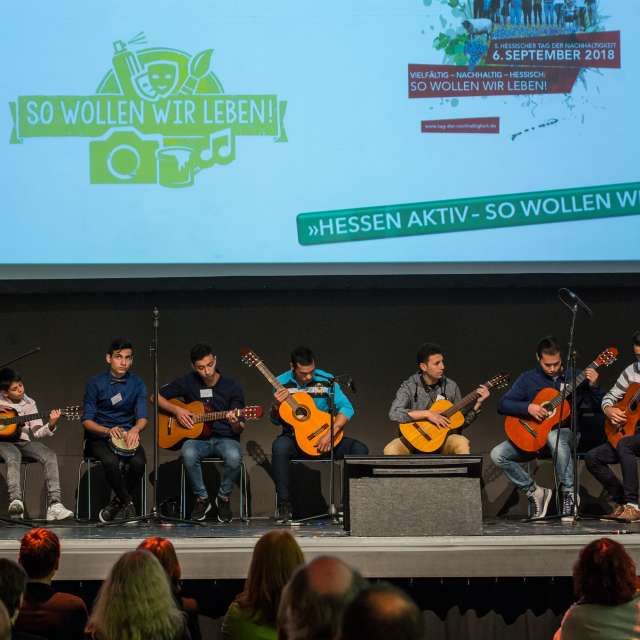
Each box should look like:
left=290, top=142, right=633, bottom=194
left=9, top=32, right=287, bottom=187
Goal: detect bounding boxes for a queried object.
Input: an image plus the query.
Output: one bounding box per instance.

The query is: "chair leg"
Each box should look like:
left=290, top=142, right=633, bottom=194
left=87, top=462, right=92, bottom=521
left=139, top=464, right=145, bottom=514
left=180, top=464, right=186, bottom=519
left=75, top=460, right=82, bottom=519
left=240, top=461, right=248, bottom=521
left=21, top=464, right=27, bottom=509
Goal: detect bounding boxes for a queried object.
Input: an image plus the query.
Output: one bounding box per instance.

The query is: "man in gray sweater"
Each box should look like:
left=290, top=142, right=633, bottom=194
left=385, top=343, right=489, bottom=455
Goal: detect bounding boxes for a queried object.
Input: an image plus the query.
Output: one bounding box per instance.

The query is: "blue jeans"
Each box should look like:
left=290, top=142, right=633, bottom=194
left=0, top=441, right=62, bottom=504
left=181, top=437, right=241, bottom=499
left=490, top=427, right=574, bottom=493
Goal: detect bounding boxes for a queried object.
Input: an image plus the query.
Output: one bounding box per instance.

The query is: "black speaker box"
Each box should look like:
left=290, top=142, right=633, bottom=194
left=343, top=455, right=483, bottom=536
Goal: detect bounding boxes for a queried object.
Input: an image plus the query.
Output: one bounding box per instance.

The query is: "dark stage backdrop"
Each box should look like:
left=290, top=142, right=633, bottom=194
left=0, top=275, right=637, bottom=519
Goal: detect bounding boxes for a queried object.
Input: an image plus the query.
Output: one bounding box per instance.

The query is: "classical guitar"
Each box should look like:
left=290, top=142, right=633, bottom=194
left=240, top=347, right=343, bottom=457
left=504, top=346, right=618, bottom=452
left=0, top=405, right=81, bottom=439
left=604, top=382, right=640, bottom=448
left=158, top=399, right=263, bottom=449
left=398, top=373, right=510, bottom=453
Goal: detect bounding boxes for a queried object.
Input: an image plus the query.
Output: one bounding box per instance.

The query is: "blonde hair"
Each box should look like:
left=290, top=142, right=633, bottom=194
left=88, top=550, right=185, bottom=640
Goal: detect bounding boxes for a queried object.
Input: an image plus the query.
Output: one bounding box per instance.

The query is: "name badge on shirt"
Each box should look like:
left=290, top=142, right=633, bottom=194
left=200, top=388, right=213, bottom=398
left=110, top=393, right=123, bottom=405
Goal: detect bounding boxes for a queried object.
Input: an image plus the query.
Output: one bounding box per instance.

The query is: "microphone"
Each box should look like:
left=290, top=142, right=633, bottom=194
left=558, top=288, right=593, bottom=317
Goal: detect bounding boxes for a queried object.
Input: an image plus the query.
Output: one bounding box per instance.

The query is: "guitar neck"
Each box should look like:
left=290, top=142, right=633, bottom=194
left=252, top=359, right=300, bottom=409
left=197, top=409, right=239, bottom=422
left=0, top=411, right=48, bottom=426
left=547, top=360, right=597, bottom=409
left=253, top=360, right=284, bottom=391
left=442, top=391, right=479, bottom=417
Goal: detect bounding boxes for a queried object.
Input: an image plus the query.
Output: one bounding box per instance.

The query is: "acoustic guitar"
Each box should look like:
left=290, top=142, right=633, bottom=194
left=240, top=347, right=343, bottom=456
left=504, top=346, right=618, bottom=452
left=0, top=405, right=81, bottom=439
left=604, top=382, right=640, bottom=448
left=158, top=399, right=263, bottom=449
left=398, top=373, right=510, bottom=452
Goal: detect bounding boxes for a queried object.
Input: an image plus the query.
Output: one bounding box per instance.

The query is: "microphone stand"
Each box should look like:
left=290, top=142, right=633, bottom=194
left=531, top=296, right=578, bottom=522
left=0, top=347, right=41, bottom=370
left=291, top=372, right=351, bottom=525
left=100, top=307, right=199, bottom=527
left=544, top=295, right=581, bottom=522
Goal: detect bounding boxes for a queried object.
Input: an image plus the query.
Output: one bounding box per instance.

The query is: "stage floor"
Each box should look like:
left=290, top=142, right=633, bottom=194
left=1, top=516, right=639, bottom=580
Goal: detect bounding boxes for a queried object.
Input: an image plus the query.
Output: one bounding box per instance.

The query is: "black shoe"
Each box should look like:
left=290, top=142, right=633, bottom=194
left=190, top=496, right=212, bottom=521
left=99, top=497, right=122, bottom=523
left=216, top=495, right=232, bottom=523
left=276, top=500, right=293, bottom=524
left=118, top=501, right=136, bottom=522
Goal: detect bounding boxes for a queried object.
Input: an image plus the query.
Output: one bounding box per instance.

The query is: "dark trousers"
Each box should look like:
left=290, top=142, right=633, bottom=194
left=272, top=433, right=369, bottom=502
left=533, top=3, right=542, bottom=23
left=585, top=434, right=640, bottom=504
left=85, top=439, right=146, bottom=504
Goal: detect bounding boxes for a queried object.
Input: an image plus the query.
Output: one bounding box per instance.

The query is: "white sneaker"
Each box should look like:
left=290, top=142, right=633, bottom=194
left=46, top=502, right=74, bottom=521
left=8, top=499, right=24, bottom=519
left=527, top=485, right=552, bottom=520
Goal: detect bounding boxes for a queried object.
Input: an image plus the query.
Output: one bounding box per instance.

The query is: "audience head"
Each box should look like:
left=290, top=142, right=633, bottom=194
left=19, top=528, right=61, bottom=581
left=573, top=537, right=638, bottom=606
left=237, top=530, right=304, bottom=626
left=138, top=536, right=181, bottom=591
left=0, top=559, right=26, bottom=623
left=278, top=555, right=366, bottom=640
left=0, top=601, right=10, bottom=640
left=87, top=549, right=184, bottom=640
left=341, top=583, right=424, bottom=640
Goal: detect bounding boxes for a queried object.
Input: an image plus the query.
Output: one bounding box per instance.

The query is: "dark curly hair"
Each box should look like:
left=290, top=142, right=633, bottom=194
left=573, top=538, right=638, bottom=605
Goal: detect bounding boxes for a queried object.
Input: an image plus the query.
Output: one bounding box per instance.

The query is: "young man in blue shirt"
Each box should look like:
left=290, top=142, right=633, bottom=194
left=271, top=346, right=368, bottom=523
left=490, top=336, right=600, bottom=520
left=82, top=338, right=148, bottom=522
left=158, top=344, right=245, bottom=522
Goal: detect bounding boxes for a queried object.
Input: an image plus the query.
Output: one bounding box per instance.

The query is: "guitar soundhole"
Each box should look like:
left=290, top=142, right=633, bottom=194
left=631, top=401, right=638, bottom=412
left=294, top=406, right=309, bottom=421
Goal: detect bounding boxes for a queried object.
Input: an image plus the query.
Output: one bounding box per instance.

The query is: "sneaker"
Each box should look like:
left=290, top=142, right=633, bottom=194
left=276, top=500, right=293, bottom=524
left=99, top=497, right=122, bottom=523
left=8, top=499, right=24, bottom=519
left=527, top=485, right=552, bottom=520
left=560, top=492, right=577, bottom=522
left=216, top=495, right=232, bottom=523
left=616, top=504, right=640, bottom=523
left=46, top=502, right=74, bottom=521
left=601, top=504, right=625, bottom=521
left=190, top=496, right=212, bottom=521
left=117, top=501, right=136, bottom=522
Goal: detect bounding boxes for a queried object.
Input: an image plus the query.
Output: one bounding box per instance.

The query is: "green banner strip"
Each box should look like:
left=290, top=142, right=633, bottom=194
left=297, top=182, right=640, bottom=245
left=11, top=94, right=286, bottom=141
